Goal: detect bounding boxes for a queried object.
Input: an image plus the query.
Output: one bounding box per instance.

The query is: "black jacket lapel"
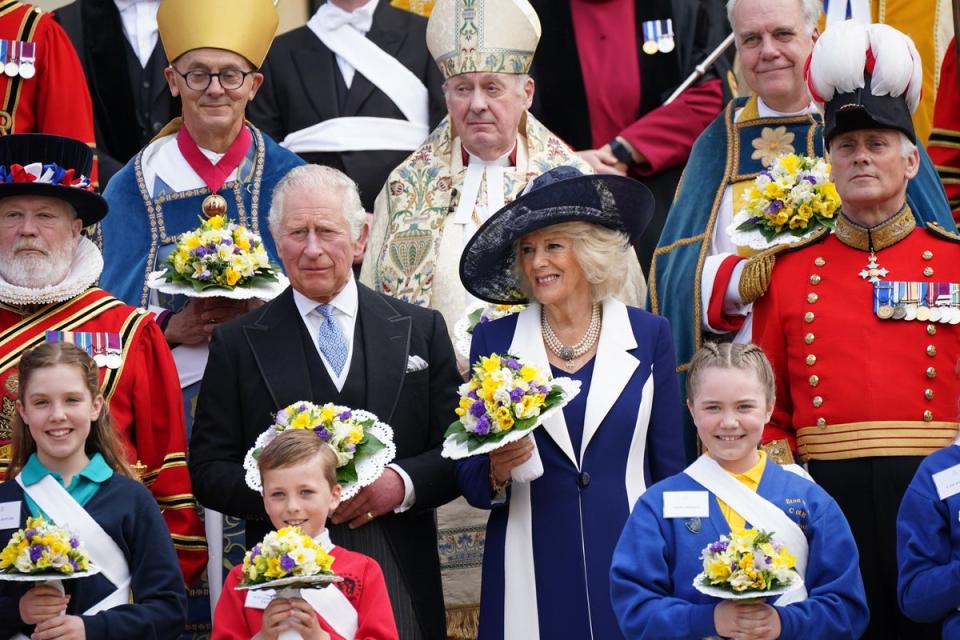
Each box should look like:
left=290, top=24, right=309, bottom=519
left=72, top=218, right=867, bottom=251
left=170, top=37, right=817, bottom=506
left=243, top=288, right=314, bottom=409
left=292, top=37, right=342, bottom=121
left=357, top=286, right=410, bottom=423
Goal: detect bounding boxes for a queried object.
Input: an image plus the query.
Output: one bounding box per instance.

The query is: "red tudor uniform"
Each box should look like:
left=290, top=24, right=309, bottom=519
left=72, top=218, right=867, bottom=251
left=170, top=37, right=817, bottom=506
left=0, top=287, right=207, bottom=585
left=753, top=209, right=960, bottom=461
left=0, top=2, right=95, bottom=173
left=213, top=544, right=399, bottom=640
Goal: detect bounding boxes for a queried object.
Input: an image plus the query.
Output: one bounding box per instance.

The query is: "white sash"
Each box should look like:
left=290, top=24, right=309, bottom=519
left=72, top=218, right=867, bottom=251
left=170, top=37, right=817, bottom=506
left=285, top=16, right=430, bottom=153
left=684, top=456, right=809, bottom=605
left=15, top=475, right=132, bottom=614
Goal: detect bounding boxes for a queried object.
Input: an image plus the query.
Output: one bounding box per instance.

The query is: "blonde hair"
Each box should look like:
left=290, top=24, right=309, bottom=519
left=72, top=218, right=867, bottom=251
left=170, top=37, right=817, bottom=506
left=8, top=342, right=134, bottom=480
left=512, top=221, right=631, bottom=303
left=258, top=429, right=339, bottom=488
left=686, top=342, right=776, bottom=406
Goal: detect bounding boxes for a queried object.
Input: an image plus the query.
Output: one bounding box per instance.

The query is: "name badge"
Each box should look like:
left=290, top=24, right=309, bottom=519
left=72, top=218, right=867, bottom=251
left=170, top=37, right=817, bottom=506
left=0, top=501, right=21, bottom=528
left=932, top=464, right=960, bottom=501
left=663, top=491, right=709, bottom=518
left=244, top=588, right=275, bottom=610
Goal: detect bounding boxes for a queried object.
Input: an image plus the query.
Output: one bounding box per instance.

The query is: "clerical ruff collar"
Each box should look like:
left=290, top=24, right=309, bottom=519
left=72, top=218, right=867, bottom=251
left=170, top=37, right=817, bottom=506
left=834, top=205, right=916, bottom=252
left=0, top=236, right=104, bottom=308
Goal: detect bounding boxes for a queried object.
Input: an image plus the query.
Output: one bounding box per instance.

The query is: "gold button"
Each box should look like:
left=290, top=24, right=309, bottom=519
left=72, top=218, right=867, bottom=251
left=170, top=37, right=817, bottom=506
left=925, top=388, right=934, bottom=400
left=923, top=267, right=934, bottom=277
left=804, top=312, right=815, bottom=323
left=816, top=417, right=827, bottom=428
left=927, top=367, right=937, bottom=379
left=809, top=274, right=822, bottom=285
left=923, top=410, right=933, bottom=422
left=812, top=396, right=823, bottom=408
left=805, top=354, right=817, bottom=366
left=807, top=293, right=819, bottom=303
left=804, top=333, right=815, bottom=345
left=927, top=345, right=937, bottom=357
left=928, top=324, right=937, bottom=336
left=922, top=250, right=934, bottom=260
left=809, top=375, right=820, bottom=387
left=815, top=257, right=826, bottom=267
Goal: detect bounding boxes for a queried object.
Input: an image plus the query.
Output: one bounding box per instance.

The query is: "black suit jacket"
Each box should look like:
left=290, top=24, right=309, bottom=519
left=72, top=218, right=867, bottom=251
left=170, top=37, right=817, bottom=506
left=247, top=3, right=445, bottom=211
left=189, top=284, right=460, bottom=636
left=55, top=0, right=179, bottom=180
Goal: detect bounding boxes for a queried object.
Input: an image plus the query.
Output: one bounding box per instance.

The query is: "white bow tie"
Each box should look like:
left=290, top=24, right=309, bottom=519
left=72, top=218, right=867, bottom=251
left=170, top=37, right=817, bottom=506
left=317, top=2, right=375, bottom=33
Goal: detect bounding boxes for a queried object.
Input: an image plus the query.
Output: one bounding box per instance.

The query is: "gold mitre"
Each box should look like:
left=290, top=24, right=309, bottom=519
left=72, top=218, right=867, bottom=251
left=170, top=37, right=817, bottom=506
left=426, top=0, right=541, bottom=80
left=158, top=0, right=278, bottom=68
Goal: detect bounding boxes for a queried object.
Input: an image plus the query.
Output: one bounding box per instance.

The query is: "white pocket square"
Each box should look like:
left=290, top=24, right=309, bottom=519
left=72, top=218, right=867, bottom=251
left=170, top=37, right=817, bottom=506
left=406, top=355, right=429, bottom=372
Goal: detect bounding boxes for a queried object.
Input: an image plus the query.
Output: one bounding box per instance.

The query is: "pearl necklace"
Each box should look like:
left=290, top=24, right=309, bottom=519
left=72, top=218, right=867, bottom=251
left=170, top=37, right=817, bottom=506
left=541, top=304, right=601, bottom=370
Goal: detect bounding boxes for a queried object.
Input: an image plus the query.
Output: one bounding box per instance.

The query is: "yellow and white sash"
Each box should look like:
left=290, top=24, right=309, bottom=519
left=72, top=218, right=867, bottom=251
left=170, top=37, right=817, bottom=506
left=284, top=14, right=430, bottom=153
left=684, top=455, right=809, bottom=605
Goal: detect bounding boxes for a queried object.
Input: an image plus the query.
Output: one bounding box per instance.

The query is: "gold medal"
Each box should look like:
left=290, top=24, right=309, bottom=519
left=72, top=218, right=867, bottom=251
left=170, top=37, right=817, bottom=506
left=916, top=306, right=930, bottom=322
left=202, top=193, right=228, bottom=218
left=642, top=39, right=659, bottom=55
left=876, top=305, right=894, bottom=320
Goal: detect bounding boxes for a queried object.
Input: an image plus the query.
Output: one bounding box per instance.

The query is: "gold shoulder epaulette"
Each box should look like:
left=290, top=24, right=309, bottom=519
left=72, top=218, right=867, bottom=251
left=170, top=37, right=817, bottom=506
left=925, top=221, right=960, bottom=243
left=761, top=439, right=795, bottom=465
left=738, top=227, right=830, bottom=304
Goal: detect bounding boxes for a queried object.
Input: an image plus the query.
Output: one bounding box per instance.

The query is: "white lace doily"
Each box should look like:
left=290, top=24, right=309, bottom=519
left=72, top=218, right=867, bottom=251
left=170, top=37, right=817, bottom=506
left=692, top=572, right=803, bottom=600
left=726, top=210, right=828, bottom=251
left=244, top=411, right=397, bottom=502
left=441, top=377, right=582, bottom=460
left=235, top=573, right=343, bottom=591
left=0, top=565, right=101, bottom=582
left=146, top=269, right=289, bottom=301
left=452, top=302, right=525, bottom=362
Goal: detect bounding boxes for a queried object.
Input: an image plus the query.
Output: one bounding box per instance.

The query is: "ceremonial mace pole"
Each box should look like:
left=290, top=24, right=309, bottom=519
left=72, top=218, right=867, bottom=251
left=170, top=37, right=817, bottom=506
left=664, top=32, right=736, bottom=105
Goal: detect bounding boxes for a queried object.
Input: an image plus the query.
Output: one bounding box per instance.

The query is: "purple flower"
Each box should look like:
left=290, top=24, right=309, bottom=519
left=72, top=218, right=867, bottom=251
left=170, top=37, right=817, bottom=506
left=29, top=544, right=43, bottom=562
left=297, top=403, right=309, bottom=413
left=803, top=175, right=817, bottom=184
left=509, top=387, right=524, bottom=403
left=345, top=442, right=357, bottom=452
left=469, top=400, right=486, bottom=418
left=280, top=554, right=296, bottom=572
left=467, top=389, right=478, bottom=400
left=251, top=544, right=261, bottom=559
left=479, top=316, right=490, bottom=324
left=69, top=558, right=79, bottom=571
left=69, top=537, right=79, bottom=549
left=760, top=170, right=772, bottom=180
left=221, top=238, right=233, bottom=245
left=765, top=199, right=783, bottom=214
left=24, top=529, right=36, bottom=540
left=504, top=358, right=521, bottom=370
left=313, top=425, right=331, bottom=441
left=472, top=415, right=491, bottom=436
left=338, top=410, right=352, bottom=421
left=707, top=540, right=729, bottom=554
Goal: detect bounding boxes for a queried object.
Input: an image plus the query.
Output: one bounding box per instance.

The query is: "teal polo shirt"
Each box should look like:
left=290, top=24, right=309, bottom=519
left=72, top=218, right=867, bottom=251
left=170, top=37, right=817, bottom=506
left=20, top=453, right=113, bottom=519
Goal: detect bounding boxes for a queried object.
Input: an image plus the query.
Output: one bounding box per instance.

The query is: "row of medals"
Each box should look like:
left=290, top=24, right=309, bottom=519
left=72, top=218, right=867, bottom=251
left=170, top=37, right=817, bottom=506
left=642, top=35, right=675, bottom=55
left=1, top=41, right=35, bottom=79
left=876, top=302, right=960, bottom=323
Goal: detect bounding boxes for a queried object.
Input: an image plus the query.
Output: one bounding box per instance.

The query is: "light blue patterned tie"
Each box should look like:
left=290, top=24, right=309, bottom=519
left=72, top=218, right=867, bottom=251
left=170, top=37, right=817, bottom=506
left=316, top=304, right=348, bottom=376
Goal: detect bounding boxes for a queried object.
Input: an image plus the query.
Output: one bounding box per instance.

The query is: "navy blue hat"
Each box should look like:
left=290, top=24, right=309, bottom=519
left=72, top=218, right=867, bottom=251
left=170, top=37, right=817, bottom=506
left=0, top=134, right=107, bottom=226
left=823, top=73, right=916, bottom=146
left=459, top=166, right=654, bottom=304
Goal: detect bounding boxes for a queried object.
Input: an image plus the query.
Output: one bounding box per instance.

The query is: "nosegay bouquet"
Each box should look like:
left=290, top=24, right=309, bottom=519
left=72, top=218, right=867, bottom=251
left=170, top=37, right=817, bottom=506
left=453, top=302, right=527, bottom=361
left=239, top=526, right=336, bottom=587
left=244, top=401, right=396, bottom=501
left=695, top=528, right=800, bottom=599
left=162, top=215, right=279, bottom=291
left=441, top=353, right=580, bottom=458
left=729, top=153, right=841, bottom=250
left=0, top=516, right=91, bottom=576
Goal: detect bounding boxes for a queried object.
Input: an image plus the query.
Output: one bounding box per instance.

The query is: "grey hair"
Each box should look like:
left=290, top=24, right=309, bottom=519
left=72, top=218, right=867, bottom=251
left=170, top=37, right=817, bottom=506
left=727, top=0, right=821, bottom=35
left=511, top=221, right=631, bottom=304
left=268, top=165, right=366, bottom=241
left=899, top=131, right=918, bottom=158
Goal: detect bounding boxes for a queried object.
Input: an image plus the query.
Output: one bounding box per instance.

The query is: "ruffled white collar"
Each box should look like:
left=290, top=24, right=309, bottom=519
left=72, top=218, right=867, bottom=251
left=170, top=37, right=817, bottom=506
left=0, top=236, right=104, bottom=307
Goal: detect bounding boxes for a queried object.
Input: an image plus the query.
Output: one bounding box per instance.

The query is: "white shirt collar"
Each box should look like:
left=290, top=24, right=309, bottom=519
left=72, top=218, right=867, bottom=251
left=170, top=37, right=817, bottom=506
left=756, top=96, right=819, bottom=118
left=314, top=529, right=335, bottom=552
left=113, top=0, right=160, bottom=69
left=292, top=275, right=359, bottom=321
left=314, top=0, right=379, bottom=34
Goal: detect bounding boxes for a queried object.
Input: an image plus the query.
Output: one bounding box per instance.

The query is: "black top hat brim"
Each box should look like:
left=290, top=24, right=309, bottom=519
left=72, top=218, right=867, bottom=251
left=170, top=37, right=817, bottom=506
left=0, top=182, right=108, bottom=226
left=459, top=173, right=654, bottom=304
left=824, top=74, right=916, bottom=145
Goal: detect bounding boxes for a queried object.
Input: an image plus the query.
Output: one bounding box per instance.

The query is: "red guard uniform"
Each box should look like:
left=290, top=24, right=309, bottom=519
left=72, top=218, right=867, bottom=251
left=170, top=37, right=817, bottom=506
left=928, top=37, right=960, bottom=222
left=0, top=2, right=96, bottom=179
left=0, top=287, right=207, bottom=585
left=213, top=544, right=400, bottom=640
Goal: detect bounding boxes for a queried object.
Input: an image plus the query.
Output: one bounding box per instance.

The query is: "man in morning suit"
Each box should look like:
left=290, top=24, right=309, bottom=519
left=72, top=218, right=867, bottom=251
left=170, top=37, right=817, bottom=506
left=247, top=0, right=444, bottom=213
left=189, top=164, right=461, bottom=640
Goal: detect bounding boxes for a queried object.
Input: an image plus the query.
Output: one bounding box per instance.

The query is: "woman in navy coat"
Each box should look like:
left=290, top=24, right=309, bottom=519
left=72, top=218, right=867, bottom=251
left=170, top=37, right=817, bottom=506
left=456, top=166, right=685, bottom=639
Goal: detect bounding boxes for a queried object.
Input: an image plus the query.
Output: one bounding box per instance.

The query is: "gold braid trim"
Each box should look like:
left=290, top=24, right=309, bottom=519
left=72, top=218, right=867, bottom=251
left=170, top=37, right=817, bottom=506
left=446, top=605, right=479, bottom=640
left=738, top=227, right=830, bottom=303
left=926, top=221, right=960, bottom=243
left=760, top=439, right=795, bottom=465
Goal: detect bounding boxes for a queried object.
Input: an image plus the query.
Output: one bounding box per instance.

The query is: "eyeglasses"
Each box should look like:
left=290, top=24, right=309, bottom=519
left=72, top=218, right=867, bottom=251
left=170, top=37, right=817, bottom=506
left=172, top=67, right=255, bottom=91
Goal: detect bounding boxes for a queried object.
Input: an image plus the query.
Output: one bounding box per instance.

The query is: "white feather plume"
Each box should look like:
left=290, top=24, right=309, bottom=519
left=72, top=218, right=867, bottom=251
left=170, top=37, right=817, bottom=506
left=808, top=20, right=869, bottom=102
left=867, top=23, right=922, bottom=112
